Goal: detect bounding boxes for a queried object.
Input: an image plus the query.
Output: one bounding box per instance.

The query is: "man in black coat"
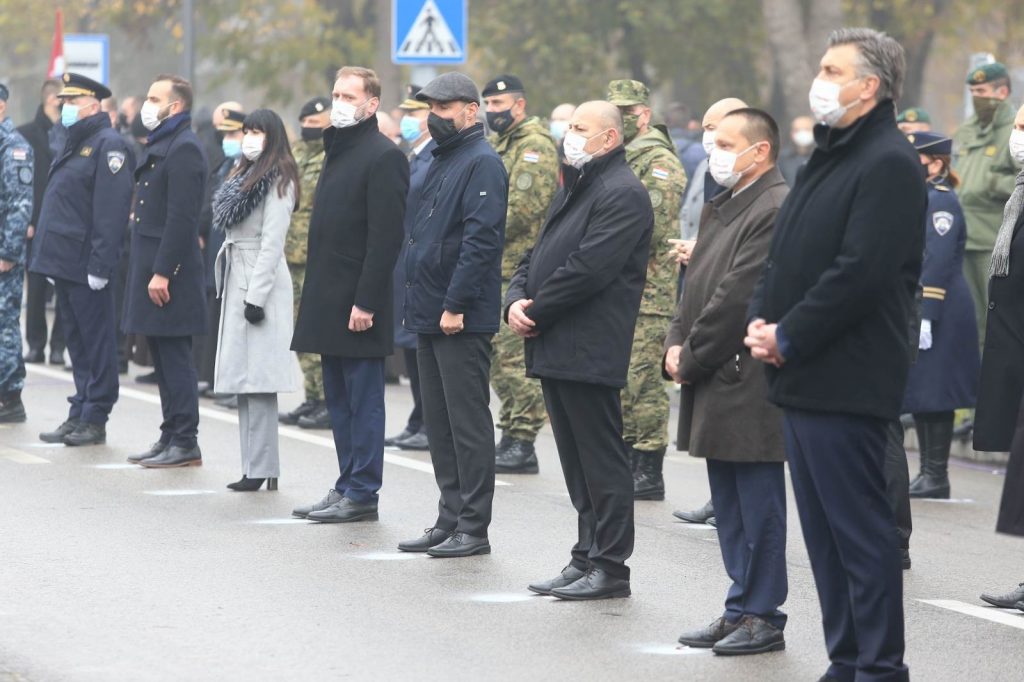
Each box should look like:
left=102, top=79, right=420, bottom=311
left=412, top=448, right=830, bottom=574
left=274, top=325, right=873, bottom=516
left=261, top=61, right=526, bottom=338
left=745, top=29, right=925, bottom=682
left=290, top=67, right=409, bottom=524
left=122, top=74, right=209, bottom=468
left=507, top=100, right=653, bottom=599
left=18, top=78, right=65, bottom=365
left=396, top=72, right=507, bottom=558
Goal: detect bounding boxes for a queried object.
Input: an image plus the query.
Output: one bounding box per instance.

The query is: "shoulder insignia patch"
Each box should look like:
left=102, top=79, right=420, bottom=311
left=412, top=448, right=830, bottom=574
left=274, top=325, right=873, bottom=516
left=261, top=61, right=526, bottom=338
left=651, top=167, right=670, bottom=180
left=11, top=147, right=28, bottom=162
left=985, top=145, right=997, bottom=157
left=18, top=166, right=33, bottom=185
left=649, top=188, right=663, bottom=208
left=516, top=172, right=534, bottom=190
left=932, top=211, right=953, bottom=236
left=80, top=146, right=93, bottom=157
left=107, top=151, right=126, bottom=174
left=523, top=151, right=540, bottom=164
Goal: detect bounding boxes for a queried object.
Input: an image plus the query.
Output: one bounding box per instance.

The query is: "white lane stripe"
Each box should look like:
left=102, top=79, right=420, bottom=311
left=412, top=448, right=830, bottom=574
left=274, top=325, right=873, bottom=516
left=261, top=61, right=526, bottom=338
left=919, top=600, right=1024, bottom=630
left=26, top=364, right=509, bottom=486
left=0, top=447, right=51, bottom=464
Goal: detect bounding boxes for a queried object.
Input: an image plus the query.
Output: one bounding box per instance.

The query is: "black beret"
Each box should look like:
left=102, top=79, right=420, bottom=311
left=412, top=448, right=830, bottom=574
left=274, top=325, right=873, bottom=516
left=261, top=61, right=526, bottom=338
left=299, top=96, right=331, bottom=121
left=482, top=75, right=525, bottom=98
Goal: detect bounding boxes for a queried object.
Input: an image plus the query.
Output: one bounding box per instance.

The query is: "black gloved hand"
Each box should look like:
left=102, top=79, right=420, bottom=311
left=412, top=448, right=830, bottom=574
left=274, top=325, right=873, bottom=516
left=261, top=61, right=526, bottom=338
left=244, top=303, right=265, bottom=324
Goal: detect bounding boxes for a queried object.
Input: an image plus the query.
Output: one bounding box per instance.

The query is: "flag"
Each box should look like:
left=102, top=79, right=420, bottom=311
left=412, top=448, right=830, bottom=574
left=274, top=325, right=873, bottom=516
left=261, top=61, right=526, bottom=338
left=47, top=9, right=65, bottom=78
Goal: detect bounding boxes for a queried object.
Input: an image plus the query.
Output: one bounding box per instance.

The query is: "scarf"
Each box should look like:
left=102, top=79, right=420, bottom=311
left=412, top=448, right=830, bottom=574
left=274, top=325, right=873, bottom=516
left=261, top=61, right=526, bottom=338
left=212, top=167, right=278, bottom=231
left=990, top=169, right=1024, bottom=278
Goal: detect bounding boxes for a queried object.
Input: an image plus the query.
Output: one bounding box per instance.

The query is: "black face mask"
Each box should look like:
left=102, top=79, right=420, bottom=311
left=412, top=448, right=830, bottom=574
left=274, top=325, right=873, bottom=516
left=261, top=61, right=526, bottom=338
left=428, top=112, right=462, bottom=144
left=486, top=108, right=514, bottom=135
left=301, top=126, right=322, bottom=142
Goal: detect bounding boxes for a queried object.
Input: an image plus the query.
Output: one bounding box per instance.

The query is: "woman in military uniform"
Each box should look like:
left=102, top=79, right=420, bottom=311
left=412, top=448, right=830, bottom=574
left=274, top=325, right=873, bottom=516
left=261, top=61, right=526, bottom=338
left=901, top=132, right=980, bottom=499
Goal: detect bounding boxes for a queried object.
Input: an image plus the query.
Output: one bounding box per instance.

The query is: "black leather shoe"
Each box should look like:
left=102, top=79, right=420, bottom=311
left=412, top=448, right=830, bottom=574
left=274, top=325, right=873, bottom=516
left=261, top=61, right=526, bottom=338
left=138, top=445, right=203, bottom=468
left=127, top=441, right=168, bottom=464
left=673, top=499, right=714, bottom=524
left=297, top=405, right=331, bottom=429
left=292, top=489, right=344, bottom=518
left=711, top=615, right=785, bottom=656
left=62, top=422, right=106, bottom=446
left=280, top=399, right=319, bottom=425
left=307, top=497, right=378, bottom=523
left=396, top=430, right=429, bottom=451
left=678, top=616, right=741, bottom=648
left=385, top=427, right=417, bottom=447
left=495, top=438, right=539, bottom=474
left=135, top=371, right=158, bottom=384
left=549, top=568, right=630, bottom=600
left=981, top=582, right=1024, bottom=609
left=214, top=394, right=238, bottom=410
left=427, top=532, right=491, bottom=557
left=1016, top=601, right=1024, bottom=613
left=398, top=527, right=453, bottom=552
left=0, top=394, right=26, bottom=423
left=527, top=565, right=586, bottom=595
left=706, top=516, right=717, bottom=528
left=40, top=419, right=81, bottom=443
left=24, top=348, right=45, bottom=364
left=227, top=475, right=277, bottom=492
left=49, top=352, right=65, bottom=366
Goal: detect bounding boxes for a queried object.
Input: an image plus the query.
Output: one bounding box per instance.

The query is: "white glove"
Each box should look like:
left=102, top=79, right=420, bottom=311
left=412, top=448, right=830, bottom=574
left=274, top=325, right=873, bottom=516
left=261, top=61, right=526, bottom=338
left=919, top=319, right=932, bottom=351
left=87, top=275, right=109, bottom=291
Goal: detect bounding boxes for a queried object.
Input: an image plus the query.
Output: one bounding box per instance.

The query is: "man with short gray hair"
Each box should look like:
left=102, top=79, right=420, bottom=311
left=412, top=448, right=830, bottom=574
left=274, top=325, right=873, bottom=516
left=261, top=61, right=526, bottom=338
left=746, top=28, right=923, bottom=681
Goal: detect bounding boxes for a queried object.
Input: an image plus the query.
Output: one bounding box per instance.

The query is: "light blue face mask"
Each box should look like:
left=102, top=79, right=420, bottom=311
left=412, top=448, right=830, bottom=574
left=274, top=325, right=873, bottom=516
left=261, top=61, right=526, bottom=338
left=61, top=104, right=80, bottom=127
left=549, top=120, right=569, bottom=142
left=400, top=115, right=423, bottom=143
left=222, top=138, right=242, bottom=158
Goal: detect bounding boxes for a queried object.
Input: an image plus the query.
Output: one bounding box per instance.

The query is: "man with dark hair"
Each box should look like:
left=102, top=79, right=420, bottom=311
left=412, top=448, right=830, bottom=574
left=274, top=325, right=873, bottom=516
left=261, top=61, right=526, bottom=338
left=124, top=74, right=210, bottom=468
left=19, top=78, right=65, bottom=366
left=669, top=107, right=790, bottom=655
left=746, top=28, right=924, bottom=681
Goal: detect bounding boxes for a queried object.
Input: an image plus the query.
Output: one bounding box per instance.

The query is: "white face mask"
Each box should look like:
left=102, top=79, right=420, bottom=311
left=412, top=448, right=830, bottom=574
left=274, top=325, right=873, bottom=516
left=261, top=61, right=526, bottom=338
left=241, top=133, right=265, bottom=161
left=808, top=77, right=860, bottom=127
left=141, top=100, right=176, bottom=131
left=1009, top=129, right=1024, bottom=166
left=792, top=129, right=815, bottom=148
left=563, top=129, right=607, bottom=169
left=709, top=144, right=757, bottom=189
left=331, top=98, right=368, bottom=128
left=702, top=130, right=716, bottom=155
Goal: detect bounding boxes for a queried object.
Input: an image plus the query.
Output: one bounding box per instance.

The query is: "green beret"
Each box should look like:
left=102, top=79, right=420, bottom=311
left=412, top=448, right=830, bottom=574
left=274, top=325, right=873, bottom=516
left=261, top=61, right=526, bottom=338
left=967, top=62, right=1009, bottom=86
left=607, top=79, right=650, bottom=107
left=896, top=107, right=931, bottom=124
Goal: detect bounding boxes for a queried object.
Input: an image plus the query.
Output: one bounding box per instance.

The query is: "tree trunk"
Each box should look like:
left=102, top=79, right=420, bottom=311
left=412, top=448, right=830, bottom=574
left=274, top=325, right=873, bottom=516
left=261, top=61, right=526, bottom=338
left=762, top=0, right=814, bottom=126
left=806, top=0, right=842, bottom=60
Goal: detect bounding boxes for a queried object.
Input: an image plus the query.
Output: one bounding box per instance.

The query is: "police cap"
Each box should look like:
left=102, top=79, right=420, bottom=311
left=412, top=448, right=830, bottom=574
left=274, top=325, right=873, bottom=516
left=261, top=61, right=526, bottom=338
left=907, top=131, right=952, bottom=156
left=58, top=72, right=111, bottom=100
left=399, top=85, right=429, bottom=111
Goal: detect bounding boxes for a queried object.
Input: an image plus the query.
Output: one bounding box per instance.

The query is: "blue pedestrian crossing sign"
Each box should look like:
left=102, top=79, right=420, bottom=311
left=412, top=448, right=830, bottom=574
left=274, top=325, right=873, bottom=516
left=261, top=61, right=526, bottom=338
left=392, top=0, right=467, bottom=65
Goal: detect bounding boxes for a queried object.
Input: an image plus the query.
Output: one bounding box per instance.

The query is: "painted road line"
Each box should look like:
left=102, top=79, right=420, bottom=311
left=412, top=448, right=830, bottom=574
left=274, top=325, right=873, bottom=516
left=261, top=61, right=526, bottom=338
left=914, top=498, right=976, bottom=504
left=466, top=592, right=534, bottom=603
left=919, top=600, right=1024, bottom=630
left=25, top=364, right=509, bottom=487
left=0, top=447, right=51, bottom=464
left=248, top=518, right=314, bottom=525
left=633, top=643, right=712, bottom=656
left=352, top=551, right=423, bottom=561
left=143, top=489, right=219, bottom=496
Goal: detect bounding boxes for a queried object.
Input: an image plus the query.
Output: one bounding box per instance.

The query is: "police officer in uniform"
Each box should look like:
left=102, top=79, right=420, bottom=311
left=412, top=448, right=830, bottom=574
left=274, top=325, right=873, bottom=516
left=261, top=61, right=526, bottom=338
left=482, top=75, right=558, bottom=473
left=30, top=74, right=134, bottom=445
left=0, top=83, right=34, bottom=423
left=607, top=79, right=687, bottom=500
left=123, top=74, right=209, bottom=468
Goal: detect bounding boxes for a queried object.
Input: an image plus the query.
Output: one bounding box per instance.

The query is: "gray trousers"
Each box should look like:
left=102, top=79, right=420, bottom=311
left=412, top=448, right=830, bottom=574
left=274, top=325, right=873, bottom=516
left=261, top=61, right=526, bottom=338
left=238, top=393, right=280, bottom=478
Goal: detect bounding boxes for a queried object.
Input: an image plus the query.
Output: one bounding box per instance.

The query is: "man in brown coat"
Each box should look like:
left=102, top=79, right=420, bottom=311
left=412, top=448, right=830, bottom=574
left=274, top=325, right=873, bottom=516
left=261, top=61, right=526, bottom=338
left=664, top=108, right=789, bottom=655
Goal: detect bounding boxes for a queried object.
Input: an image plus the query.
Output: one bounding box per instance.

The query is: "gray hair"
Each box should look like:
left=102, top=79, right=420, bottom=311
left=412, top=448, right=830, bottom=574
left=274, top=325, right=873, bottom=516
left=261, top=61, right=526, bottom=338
left=828, top=28, right=906, bottom=102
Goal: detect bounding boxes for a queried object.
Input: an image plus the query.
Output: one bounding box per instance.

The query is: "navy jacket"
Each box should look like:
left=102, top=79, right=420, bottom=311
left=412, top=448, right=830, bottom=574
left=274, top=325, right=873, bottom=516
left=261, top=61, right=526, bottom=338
left=16, top=106, right=54, bottom=229
left=505, top=146, right=653, bottom=389
left=393, top=137, right=436, bottom=349
left=122, top=113, right=209, bottom=336
left=748, top=100, right=927, bottom=420
left=30, top=112, right=134, bottom=284
left=403, top=124, right=507, bottom=334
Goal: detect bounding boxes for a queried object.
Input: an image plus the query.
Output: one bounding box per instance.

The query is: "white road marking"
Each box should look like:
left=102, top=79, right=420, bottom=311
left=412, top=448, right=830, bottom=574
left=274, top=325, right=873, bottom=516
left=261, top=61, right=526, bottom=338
left=675, top=523, right=717, bottom=531
left=467, top=592, right=534, bottom=603
left=919, top=599, right=1024, bottom=630
left=90, top=463, right=142, bottom=470
left=26, top=364, right=509, bottom=486
left=144, top=490, right=219, bottom=496
left=0, top=447, right=51, bottom=464
left=633, top=643, right=712, bottom=656
left=914, top=498, right=976, bottom=504
left=248, top=518, right=313, bottom=525
left=352, top=551, right=422, bottom=561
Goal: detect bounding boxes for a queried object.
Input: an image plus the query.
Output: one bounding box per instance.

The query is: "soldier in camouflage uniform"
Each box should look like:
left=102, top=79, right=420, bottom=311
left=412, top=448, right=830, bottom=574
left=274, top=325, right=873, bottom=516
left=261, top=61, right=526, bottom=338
left=0, top=83, right=35, bottom=422
left=483, top=75, right=559, bottom=473
left=608, top=79, right=688, bottom=500
left=279, top=96, right=330, bottom=429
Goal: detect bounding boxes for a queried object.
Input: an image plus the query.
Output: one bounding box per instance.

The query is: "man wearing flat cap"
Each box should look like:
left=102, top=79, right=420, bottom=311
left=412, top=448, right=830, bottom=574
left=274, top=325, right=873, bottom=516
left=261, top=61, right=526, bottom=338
left=607, top=78, right=687, bottom=501
left=954, top=61, right=1018, bottom=348
left=30, top=73, right=135, bottom=444
left=0, top=82, right=34, bottom=423
left=896, top=107, right=932, bottom=134
left=398, top=72, right=508, bottom=558
left=481, top=74, right=558, bottom=474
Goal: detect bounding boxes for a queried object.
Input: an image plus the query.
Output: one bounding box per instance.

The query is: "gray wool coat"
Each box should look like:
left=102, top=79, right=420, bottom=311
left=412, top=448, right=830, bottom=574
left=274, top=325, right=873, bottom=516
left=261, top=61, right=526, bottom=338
left=213, top=181, right=299, bottom=395
left=664, top=167, right=788, bottom=463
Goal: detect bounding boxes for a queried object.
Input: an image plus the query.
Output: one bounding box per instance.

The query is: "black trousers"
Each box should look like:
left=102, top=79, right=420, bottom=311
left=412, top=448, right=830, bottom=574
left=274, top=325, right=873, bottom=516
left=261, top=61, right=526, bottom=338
left=783, top=409, right=908, bottom=682
left=402, top=346, right=424, bottom=433
left=417, top=333, right=495, bottom=537
left=883, top=420, right=912, bottom=550
left=147, top=335, right=200, bottom=449
left=541, top=378, right=634, bottom=580
left=24, top=264, right=65, bottom=356
left=55, top=279, right=119, bottom=425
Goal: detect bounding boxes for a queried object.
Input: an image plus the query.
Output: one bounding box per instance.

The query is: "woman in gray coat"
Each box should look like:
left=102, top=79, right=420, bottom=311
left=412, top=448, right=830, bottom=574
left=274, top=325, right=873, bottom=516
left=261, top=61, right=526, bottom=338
left=211, top=109, right=300, bottom=491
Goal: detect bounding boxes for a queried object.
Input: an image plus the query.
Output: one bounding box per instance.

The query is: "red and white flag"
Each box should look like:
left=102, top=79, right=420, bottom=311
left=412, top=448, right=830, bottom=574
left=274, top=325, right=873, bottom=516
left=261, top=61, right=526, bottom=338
left=47, top=9, right=65, bottom=78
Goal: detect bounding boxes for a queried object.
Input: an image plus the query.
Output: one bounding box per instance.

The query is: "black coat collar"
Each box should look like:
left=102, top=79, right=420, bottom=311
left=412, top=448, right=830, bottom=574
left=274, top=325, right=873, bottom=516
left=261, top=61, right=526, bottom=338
left=324, top=115, right=380, bottom=158
left=145, top=114, right=192, bottom=158
left=813, top=99, right=897, bottom=154
left=562, top=145, right=626, bottom=192
left=432, top=123, right=485, bottom=158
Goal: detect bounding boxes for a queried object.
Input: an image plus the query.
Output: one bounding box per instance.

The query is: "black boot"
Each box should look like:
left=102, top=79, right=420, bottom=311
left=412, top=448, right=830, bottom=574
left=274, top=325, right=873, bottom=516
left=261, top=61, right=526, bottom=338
left=633, top=447, right=665, bottom=500
left=279, top=399, right=319, bottom=425
left=909, top=416, right=928, bottom=489
left=910, top=414, right=953, bottom=499
left=0, top=392, right=26, bottom=423
left=627, top=441, right=640, bottom=477
left=495, top=438, right=539, bottom=474
left=297, top=404, right=331, bottom=429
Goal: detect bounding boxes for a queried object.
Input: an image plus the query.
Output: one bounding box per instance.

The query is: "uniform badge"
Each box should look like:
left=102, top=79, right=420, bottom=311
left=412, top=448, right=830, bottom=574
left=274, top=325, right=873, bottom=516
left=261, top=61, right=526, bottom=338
left=985, top=145, right=997, bottom=157
left=932, top=211, right=953, bottom=236
left=649, top=188, right=663, bottom=208
left=523, top=151, right=539, bottom=164
left=11, top=147, right=28, bottom=161
left=515, top=172, right=533, bottom=191
left=80, top=146, right=93, bottom=157
left=107, top=151, right=126, bottom=174
left=972, top=69, right=987, bottom=84
left=905, top=110, right=919, bottom=122
left=652, top=167, right=670, bottom=181
left=18, top=166, right=33, bottom=185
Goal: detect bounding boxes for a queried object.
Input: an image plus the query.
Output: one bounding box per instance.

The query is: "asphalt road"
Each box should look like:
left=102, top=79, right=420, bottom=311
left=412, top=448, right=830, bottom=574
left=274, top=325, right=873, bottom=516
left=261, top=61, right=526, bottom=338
left=2, top=362, right=1023, bottom=682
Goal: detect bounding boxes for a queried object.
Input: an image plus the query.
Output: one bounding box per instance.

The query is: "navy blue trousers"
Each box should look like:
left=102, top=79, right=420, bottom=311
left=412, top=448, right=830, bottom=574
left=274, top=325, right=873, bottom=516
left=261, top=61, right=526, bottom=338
left=783, top=409, right=908, bottom=682
left=706, top=459, right=788, bottom=630
left=56, top=279, right=119, bottom=425
left=321, top=355, right=385, bottom=505
left=147, top=335, right=199, bottom=449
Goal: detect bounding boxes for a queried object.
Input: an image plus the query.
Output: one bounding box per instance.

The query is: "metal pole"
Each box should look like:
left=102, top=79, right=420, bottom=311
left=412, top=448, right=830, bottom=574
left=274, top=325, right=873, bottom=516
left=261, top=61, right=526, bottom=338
left=183, top=0, right=195, bottom=84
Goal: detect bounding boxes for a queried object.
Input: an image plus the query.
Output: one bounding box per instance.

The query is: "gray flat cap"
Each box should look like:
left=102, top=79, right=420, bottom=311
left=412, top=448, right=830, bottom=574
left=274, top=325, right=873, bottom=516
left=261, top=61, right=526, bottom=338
left=415, top=72, right=479, bottom=104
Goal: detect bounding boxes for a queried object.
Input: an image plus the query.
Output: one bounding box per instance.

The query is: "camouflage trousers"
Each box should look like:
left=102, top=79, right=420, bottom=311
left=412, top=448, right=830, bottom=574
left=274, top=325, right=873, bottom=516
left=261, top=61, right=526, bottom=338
left=490, top=318, right=547, bottom=441
left=289, top=265, right=323, bottom=402
left=621, top=314, right=671, bottom=451
left=0, top=265, right=26, bottom=394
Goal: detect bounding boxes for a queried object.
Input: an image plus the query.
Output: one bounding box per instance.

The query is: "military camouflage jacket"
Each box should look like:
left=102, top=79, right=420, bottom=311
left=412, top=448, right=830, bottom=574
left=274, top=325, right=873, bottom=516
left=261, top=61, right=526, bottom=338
left=0, top=119, right=33, bottom=264
left=626, top=124, right=687, bottom=317
left=286, top=137, right=325, bottom=267
left=489, top=116, right=559, bottom=280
